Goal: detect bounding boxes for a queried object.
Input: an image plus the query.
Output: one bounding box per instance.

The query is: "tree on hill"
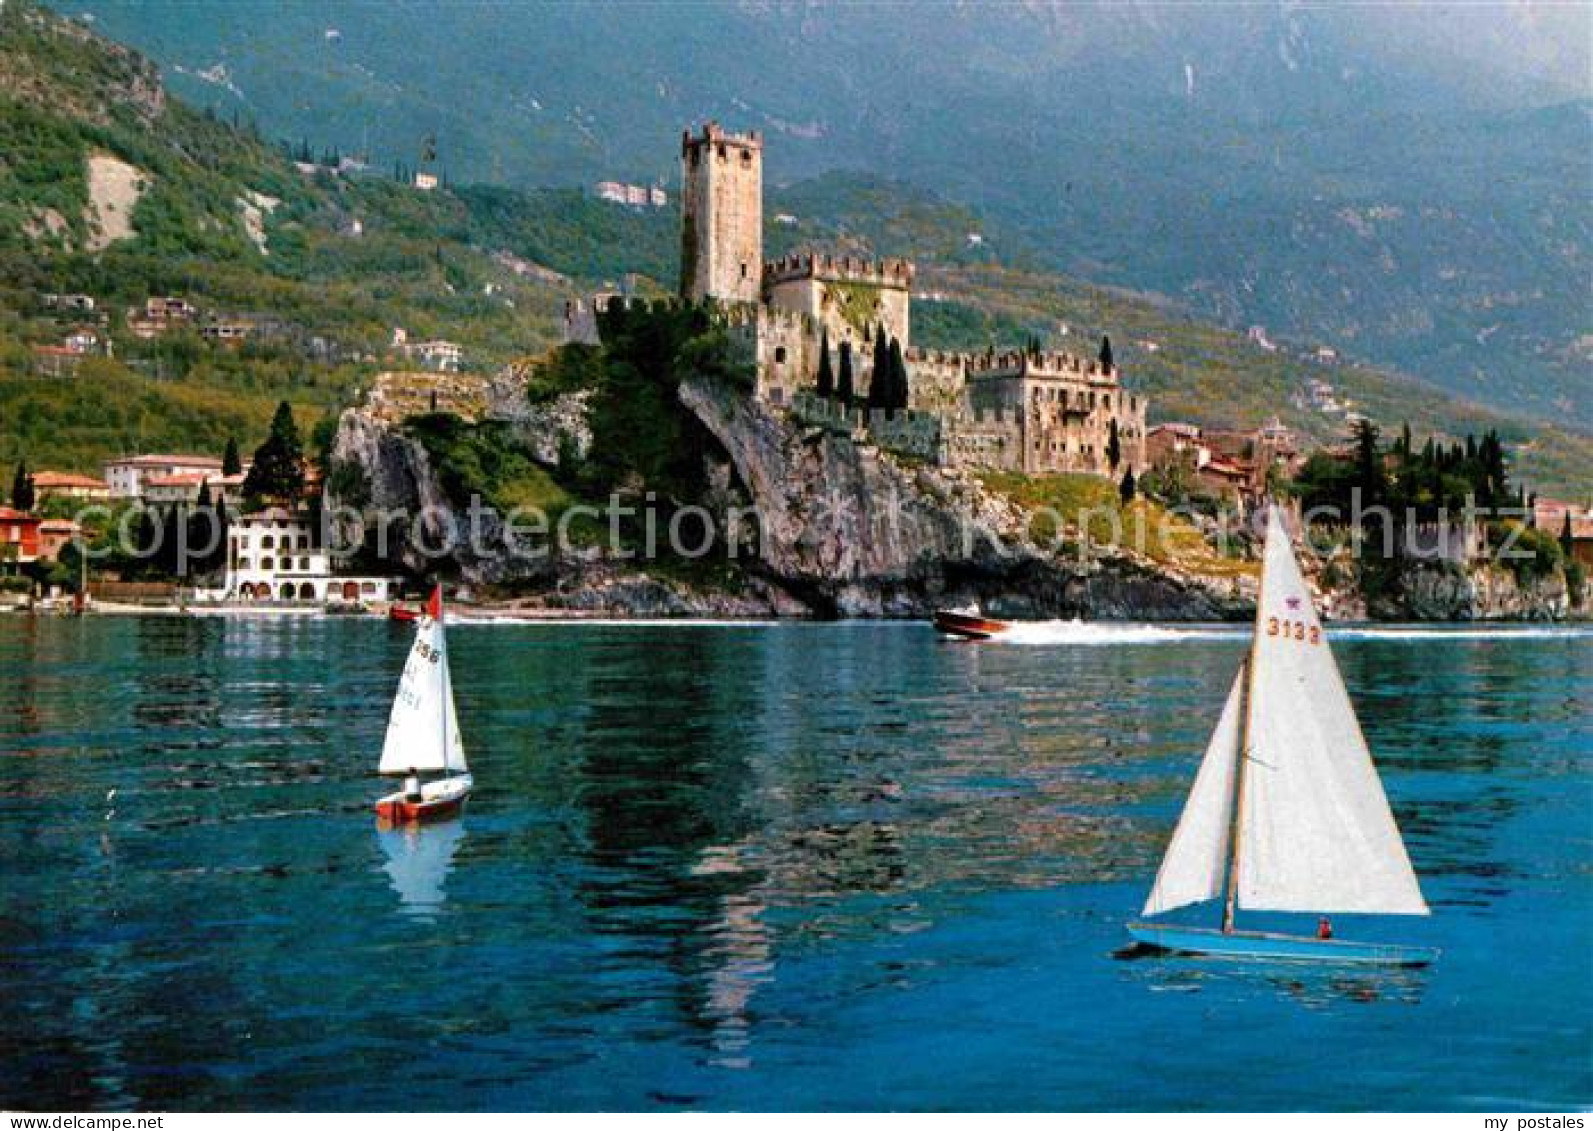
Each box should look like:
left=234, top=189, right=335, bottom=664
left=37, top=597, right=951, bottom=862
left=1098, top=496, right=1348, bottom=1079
left=1098, top=335, right=1114, bottom=371
left=1119, top=468, right=1137, bottom=503
left=1107, top=418, right=1122, bottom=471
left=222, top=436, right=242, bottom=476
left=837, top=342, right=855, bottom=409
left=1351, top=417, right=1386, bottom=508
left=1562, top=511, right=1575, bottom=556
left=10, top=461, right=35, bottom=512
left=815, top=329, right=834, bottom=399
left=242, top=401, right=306, bottom=502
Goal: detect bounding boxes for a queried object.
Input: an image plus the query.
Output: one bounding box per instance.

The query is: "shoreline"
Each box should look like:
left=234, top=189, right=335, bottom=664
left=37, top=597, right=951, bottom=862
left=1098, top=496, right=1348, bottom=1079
left=4, top=599, right=1588, bottom=632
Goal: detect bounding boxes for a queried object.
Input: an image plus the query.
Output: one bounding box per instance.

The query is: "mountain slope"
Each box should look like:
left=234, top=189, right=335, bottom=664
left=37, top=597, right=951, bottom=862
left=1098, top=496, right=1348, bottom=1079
left=60, top=0, right=1593, bottom=428
left=3, top=2, right=1588, bottom=498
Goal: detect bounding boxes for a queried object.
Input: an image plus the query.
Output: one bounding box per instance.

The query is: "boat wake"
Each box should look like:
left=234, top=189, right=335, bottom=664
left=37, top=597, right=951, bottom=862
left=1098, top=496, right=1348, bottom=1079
left=1000, top=620, right=1237, bottom=645
left=444, top=614, right=783, bottom=628
left=1325, top=625, right=1593, bottom=641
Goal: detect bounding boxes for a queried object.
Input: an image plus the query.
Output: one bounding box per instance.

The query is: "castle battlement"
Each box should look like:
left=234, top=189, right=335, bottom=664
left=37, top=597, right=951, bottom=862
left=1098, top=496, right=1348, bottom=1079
left=682, top=121, right=763, bottom=155
left=964, top=349, right=1115, bottom=381
left=763, top=252, right=914, bottom=289
left=722, top=304, right=814, bottom=334
left=904, top=347, right=965, bottom=366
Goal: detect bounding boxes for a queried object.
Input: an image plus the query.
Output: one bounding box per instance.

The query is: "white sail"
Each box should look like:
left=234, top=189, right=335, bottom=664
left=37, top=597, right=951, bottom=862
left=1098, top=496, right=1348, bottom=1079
left=1236, top=508, right=1428, bottom=915
left=378, top=610, right=468, bottom=776
left=1142, top=663, right=1245, bottom=916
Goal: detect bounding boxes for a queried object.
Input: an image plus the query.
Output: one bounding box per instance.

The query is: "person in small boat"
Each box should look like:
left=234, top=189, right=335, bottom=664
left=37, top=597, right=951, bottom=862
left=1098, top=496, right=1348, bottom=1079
left=404, top=768, right=422, bottom=803
left=1317, top=916, right=1333, bottom=940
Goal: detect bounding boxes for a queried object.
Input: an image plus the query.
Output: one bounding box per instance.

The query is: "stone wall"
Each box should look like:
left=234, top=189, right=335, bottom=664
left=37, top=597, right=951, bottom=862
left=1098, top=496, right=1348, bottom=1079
left=764, top=253, right=912, bottom=354
left=904, top=348, right=967, bottom=416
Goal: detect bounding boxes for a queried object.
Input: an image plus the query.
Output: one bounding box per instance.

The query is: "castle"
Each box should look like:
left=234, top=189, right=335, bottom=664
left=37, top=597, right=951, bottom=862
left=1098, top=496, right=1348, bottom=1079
left=569, top=122, right=1147, bottom=478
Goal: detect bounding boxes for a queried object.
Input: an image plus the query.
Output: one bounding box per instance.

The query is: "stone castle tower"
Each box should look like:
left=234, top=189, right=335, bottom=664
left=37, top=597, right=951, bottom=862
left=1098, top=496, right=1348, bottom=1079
left=679, top=122, right=762, bottom=304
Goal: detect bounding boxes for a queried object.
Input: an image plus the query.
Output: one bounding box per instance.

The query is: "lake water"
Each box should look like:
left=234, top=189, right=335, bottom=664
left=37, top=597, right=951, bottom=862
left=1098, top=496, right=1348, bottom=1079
left=2, top=616, right=1589, bottom=1111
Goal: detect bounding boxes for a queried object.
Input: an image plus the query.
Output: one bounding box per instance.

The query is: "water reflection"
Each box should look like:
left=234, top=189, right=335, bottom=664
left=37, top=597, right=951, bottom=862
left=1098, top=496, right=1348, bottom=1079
left=1, top=618, right=1587, bottom=1110
left=1123, top=951, right=1430, bottom=1009
left=378, top=821, right=466, bottom=918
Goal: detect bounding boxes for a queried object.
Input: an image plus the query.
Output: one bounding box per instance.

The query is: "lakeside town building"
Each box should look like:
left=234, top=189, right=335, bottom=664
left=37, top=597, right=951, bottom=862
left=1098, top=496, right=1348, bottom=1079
left=31, top=471, right=112, bottom=502
left=102, top=454, right=226, bottom=498
left=202, top=508, right=396, bottom=604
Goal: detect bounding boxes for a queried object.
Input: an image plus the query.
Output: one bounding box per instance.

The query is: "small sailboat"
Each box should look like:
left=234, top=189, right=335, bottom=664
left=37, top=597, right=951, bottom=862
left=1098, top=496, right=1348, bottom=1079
left=374, top=586, right=472, bottom=824
left=1128, top=506, right=1437, bottom=966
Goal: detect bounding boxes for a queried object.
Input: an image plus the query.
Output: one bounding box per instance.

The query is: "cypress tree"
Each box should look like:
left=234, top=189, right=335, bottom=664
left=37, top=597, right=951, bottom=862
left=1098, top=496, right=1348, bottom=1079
left=1107, top=418, right=1122, bottom=471
left=222, top=437, right=242, bottom=476
left=1098, top=335, right=1114, bottom=371
left=870, top=330, right=891, bottom=410
left=10, top=461, right=34, bottom=511
left=1562, top=512, right=1575, bottom=556
left=837, top=342, right=855, bottom=409
left=889, top=337, right=909, bottom=410
left=1119, top=468, right=1137, bottom=504
left=815, top=330, right=834, bottom=398
left=1351, top=417, right=1385, bottom=508
left=243, top=401, right=307, bottom=503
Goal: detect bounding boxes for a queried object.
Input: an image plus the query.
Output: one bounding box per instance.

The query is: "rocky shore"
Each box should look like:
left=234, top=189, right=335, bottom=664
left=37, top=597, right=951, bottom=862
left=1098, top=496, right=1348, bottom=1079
left=320, top=372, right=1578, bottom=623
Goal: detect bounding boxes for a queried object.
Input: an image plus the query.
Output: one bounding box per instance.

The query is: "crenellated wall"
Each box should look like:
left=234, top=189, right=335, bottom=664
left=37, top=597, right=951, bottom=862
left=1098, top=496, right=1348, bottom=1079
left=765, top=252, right=912, bottom=355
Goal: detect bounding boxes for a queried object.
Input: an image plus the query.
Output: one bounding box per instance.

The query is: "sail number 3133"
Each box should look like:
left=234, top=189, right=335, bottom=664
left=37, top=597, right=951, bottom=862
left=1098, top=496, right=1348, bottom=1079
left=1267, top=617, right=1320, bottom=645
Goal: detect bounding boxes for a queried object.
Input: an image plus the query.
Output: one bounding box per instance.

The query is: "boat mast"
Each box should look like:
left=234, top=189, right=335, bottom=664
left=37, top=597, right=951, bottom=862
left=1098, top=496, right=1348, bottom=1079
left=1221, top=656, right=1254, bottom=933
left=437, top=591, right=449, bottom=783
left=1222, top=505, right=1273, bottom=933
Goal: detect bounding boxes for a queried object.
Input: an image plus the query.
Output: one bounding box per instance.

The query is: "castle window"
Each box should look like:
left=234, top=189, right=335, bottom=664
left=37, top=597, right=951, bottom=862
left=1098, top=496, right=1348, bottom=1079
left=741, top=263, right=749, bottom=279
left=775, top=346, right=787, bottom=364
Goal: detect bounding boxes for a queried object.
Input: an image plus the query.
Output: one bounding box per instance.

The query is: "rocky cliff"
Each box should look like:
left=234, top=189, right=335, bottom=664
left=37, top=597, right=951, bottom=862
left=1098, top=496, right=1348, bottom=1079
left=677, top=377, right=1251, bottom=619
left=325, top=374, right=1255, bottom=620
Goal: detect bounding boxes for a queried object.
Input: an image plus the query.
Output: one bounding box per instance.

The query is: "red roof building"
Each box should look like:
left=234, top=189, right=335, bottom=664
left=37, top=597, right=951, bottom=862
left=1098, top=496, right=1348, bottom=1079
left=0, top=507, right=42, bottom=565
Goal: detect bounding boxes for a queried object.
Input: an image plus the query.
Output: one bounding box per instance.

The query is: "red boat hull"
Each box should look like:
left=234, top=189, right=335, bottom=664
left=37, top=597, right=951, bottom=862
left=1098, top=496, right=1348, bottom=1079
left=933, top=609, right=1012, bottom=640
left=388, top=605, right=420, bottom=623
left=374, top=793, right=466, bottom=824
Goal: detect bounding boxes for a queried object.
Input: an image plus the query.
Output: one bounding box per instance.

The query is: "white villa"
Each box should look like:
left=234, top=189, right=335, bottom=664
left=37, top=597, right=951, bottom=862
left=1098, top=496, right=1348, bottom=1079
left=103, top=453, right=225, bottom=498
left=205, top=508, right=396, bottom=604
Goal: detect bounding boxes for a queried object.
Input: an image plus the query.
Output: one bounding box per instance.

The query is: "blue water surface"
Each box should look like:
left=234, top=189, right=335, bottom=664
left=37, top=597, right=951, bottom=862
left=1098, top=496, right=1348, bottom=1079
left=1, top=616, right=1588, bottom=1111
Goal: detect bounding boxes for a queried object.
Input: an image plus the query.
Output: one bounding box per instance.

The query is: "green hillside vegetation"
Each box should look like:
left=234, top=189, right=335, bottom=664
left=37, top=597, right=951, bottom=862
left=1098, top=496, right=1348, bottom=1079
left=979, top=472, right=1255, bottom=579
left=919, top=265, right=1593, bottom=497
left=66, top=0, right=1592, bottom=427
left=1, top=0, right=1587, bottom=506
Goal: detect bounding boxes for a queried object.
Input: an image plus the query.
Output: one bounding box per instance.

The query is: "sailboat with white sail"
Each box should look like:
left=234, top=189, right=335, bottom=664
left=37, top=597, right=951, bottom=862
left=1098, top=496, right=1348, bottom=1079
left=374, top=586, right=472, bottom=824
left=1128, top=506, right=1437, bottom=965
